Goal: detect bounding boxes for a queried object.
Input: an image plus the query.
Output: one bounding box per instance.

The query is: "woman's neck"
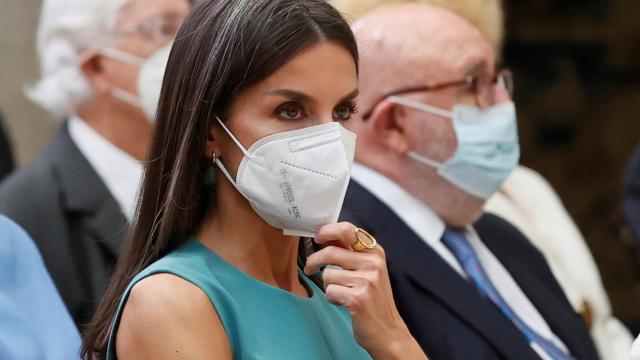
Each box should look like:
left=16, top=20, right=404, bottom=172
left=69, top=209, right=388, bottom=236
left=196, top=179, right=308, bottom=296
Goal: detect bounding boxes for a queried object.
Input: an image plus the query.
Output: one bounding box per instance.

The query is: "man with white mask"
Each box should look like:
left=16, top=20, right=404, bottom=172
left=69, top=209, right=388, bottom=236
left=0, top=0, right=190, bottom=328
left=336, top=3, right=600, bottom=359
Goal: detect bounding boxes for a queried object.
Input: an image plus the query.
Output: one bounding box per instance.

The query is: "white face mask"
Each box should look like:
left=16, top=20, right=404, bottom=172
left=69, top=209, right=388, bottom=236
left=214, top=116, right=357, bottom=238
left=99, top=44, right=171, bottom=121
left=389, top=96, right=520, bottom=199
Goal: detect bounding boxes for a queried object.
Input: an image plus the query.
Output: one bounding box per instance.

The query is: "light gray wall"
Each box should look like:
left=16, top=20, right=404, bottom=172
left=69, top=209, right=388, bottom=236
left=1, top=0, right=58, bottom=165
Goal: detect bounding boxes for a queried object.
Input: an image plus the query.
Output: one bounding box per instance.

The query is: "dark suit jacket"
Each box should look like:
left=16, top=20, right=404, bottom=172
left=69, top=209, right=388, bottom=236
left=0, top=123, right=128, bottom=328
left=340, top=180, right=599, bottom=360
left=0, top=112, right=15, bottom=182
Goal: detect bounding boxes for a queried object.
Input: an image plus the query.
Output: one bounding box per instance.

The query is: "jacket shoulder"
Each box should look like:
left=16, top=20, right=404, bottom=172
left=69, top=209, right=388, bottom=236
left=475, top=213, right=565, bottom=293
left=0, top=132, right=70, bottom=232
left=475, top=213, right=542, bottom=254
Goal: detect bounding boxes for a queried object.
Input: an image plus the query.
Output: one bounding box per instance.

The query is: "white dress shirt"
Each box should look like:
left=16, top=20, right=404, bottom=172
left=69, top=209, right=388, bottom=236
left=486, top=165, right=634, bottom=360
left=68, top=117, right=143, bottom=222
left=351, top=163, right=569, bottom=360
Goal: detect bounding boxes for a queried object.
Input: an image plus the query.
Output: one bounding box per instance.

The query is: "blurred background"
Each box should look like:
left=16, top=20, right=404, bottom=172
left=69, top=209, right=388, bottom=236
left=0, top=2, right=55, bottom=165
left=503, top=0, right=640, bottom=332
left=1, top=0, right=639, bottom=332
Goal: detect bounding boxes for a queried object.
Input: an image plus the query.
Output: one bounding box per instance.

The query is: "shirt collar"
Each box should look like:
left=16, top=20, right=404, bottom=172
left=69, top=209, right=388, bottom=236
left=350, top=162, right=446, bottom=247
left=68, top=116, right=143, bottom=222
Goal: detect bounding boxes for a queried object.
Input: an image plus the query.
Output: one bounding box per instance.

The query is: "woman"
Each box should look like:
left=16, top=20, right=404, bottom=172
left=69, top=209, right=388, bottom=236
left=82, top=0, right=426, bottom=358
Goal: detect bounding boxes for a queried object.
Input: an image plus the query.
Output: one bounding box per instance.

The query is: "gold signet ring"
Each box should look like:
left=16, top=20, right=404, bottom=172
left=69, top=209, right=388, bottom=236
left=351, top=227, right=377, bottom=252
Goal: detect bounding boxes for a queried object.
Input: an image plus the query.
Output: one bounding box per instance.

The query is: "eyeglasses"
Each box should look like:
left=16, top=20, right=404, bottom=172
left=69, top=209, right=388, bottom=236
left=112, top=14, right=185, bottom=44
left=361, top=69, right=513, bottom=120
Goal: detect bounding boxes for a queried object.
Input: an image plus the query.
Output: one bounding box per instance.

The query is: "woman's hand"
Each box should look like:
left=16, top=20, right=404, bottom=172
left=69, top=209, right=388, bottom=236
left=304, top=222, right=428, bottom=360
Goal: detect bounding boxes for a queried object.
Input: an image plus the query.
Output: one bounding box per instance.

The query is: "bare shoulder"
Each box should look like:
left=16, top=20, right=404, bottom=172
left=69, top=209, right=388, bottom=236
left=115, top=273, right=232, bottom=359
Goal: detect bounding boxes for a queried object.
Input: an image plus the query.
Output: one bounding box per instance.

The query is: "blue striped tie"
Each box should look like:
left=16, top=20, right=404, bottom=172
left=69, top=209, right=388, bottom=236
left=441, top=228, right=574, bottom=360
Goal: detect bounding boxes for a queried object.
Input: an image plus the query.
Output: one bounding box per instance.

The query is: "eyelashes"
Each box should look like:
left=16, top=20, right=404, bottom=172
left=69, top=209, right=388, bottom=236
left=274, top=101, right=360, bottom=122
left=345, top=101, right=359, bottom=115
left=275, top=102, right=306, bottom=120
left=333, top=101, right=359, bottom=122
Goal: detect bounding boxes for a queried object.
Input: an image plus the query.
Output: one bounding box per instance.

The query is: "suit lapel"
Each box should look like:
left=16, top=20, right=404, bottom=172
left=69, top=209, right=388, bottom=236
left=341, top=181, right=540, bottom=360
left=53, top=124, right=128, bottom=256
left=476, top=215, right=599, bottom=360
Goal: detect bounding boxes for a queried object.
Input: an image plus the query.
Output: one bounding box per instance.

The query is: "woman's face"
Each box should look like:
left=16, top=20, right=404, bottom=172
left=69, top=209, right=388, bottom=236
left=209, top=42, right=359, bottom=178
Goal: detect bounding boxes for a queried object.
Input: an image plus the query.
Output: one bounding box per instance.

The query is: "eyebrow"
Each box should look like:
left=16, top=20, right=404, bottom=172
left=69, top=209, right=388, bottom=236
left=339, top=88, right=360, bottom=103
left=266, top=88, right=359, bottom=104
left=266, top=89, right=314, bottom=103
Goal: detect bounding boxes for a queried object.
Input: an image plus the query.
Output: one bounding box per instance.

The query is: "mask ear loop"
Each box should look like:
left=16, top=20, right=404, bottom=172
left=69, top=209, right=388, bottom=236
left=97, top=48, right=147, bottom=109
left=407, top=151, right=444, bottom=169
left=388, top=95, right=454, bottom=119
left=212, top=115, right=258, bottom=196
left=214, top=156, right=244, bottom=193
left=214, top=115, right=255, bottom=160
left=111, top=88, right=143, bottom=107
left=387, top=96, right=451, bottom=169
left=98, top=47, right=146, bottom=66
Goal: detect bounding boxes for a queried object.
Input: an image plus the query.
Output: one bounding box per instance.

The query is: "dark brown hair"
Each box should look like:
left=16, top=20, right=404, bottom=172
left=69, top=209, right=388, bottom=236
left=82, top=0, right=357, bottom=357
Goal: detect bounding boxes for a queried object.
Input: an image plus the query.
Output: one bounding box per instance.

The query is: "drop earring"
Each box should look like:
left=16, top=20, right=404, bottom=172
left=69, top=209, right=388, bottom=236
left=205, top=151, right=217, bottom=186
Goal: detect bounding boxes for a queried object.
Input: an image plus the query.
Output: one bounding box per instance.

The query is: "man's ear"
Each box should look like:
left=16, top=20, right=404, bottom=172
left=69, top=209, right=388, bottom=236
left=79, top=50, right=109, bottom=93
left=368, top=100, right=410, bottom=155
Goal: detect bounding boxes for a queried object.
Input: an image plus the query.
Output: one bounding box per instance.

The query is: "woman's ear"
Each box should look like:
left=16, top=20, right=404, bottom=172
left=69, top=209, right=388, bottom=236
left=79, top=50, right=109, bottom=93
left=203, top=121, right=222, bottom=158
left=368, top=100, right=411, bottom=155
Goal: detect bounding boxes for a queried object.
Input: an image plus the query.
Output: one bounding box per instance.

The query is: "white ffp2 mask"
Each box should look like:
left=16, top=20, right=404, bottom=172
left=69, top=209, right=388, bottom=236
left=214, top=116, right=357, bottom=238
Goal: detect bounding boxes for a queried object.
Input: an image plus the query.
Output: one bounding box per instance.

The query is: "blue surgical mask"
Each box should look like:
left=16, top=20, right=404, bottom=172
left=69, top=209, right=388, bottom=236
left=389, top=96, right=520, bottom=199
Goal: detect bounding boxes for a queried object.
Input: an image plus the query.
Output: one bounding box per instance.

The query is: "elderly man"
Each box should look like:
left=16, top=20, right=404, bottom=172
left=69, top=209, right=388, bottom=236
left=337, top=3, right=599, bottom=359
left=0, top=0, right=189, bottom=327
left=332, top=1, right=633, bottom=359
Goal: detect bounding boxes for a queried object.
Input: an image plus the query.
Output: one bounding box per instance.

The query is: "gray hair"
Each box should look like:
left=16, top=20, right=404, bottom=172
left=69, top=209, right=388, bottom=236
left=26, top=0, right=130, bottom=118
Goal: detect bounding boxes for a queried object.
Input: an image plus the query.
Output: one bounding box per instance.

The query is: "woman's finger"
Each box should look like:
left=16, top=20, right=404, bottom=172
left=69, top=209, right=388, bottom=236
left=304, top=246, right=361, bottom=275
left=304, top=245, right=383, bottom=275
left=315, top=222, right=385, bottom=257
left=315, top=222, right=358, bottom=248
left=325, top=283, right=356, bottom=308
left=322, top=267, right=366, bottom=290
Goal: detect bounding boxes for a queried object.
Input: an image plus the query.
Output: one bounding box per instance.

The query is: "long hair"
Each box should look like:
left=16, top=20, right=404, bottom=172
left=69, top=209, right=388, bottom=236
left=82, top=0, right=358, bottom=357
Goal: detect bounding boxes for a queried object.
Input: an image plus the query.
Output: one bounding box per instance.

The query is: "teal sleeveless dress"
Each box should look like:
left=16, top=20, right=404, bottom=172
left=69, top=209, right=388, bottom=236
left=106, top=239, right=372, bottom=359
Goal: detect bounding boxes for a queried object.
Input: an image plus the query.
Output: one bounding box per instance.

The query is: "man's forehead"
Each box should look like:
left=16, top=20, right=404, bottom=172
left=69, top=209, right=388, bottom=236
left=405, top=42, right=492, bottom=83
left=356, top=3, right=494, bottom=86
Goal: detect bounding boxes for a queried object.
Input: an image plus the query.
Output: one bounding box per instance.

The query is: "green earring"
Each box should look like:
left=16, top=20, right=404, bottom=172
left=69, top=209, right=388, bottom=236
left=205, top=152, right=217, bottom=186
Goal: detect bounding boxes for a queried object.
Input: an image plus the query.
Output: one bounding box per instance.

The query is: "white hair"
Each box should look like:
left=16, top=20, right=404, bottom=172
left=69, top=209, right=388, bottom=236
left=26, top=0, right=130, bottom=119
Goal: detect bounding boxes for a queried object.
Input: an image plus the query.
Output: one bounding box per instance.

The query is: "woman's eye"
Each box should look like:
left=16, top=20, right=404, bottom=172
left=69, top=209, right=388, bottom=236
left=276, top=103, right=305, bottom=120
left=333, top=103, right=359, bottom=121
